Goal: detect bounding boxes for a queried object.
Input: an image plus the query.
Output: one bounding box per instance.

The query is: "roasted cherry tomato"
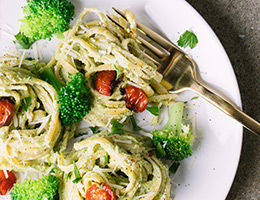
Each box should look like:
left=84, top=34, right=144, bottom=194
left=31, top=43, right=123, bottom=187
left=95, top=71, right=117, bottom=96
left=123, top=85, right=148, bottom=112
left=0, top=99, right=15, bottom=127
left=86, top=183, right=116, bottom=200
left=0, top=170, right=16, bottom=195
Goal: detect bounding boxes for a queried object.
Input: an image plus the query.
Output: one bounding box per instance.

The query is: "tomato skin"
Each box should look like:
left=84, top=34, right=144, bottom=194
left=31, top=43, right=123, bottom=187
left=86, top=183, right=116, bottom=200
left=95, top=71, right=117, bottom=96
left=0, top=170, right=16, bottom=195
left=0, top=99, right=15, bottom=127
left=123, top=85, right=148, bottom=113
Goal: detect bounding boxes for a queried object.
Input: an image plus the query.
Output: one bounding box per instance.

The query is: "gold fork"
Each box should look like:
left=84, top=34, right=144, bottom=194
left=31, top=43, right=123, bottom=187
left=108, top=7, right=260, bottom=136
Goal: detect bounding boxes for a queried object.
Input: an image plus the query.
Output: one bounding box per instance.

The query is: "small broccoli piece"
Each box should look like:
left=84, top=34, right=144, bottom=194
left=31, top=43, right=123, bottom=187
left=15, top=0, right=74, bottom=48
left=151, top=102, right=193, bottom=162
left=10, top=174, right=59, bottom=200
left=58, top=72, right=91, bottom=126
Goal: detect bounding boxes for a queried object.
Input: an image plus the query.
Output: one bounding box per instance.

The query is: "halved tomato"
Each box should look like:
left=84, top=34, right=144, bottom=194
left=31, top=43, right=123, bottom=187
left=86, top=183, right=116, bottom=200
left=0, top=170, right=16, bottom=195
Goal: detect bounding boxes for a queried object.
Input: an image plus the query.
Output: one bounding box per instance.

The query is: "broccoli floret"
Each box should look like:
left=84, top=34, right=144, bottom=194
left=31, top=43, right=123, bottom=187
left=151, top=102, right=193, bottom=162
left=57, top=72, right=91, bottom=126
left=40, top=68, right=91, bottom=126
left=10, top=174, right=59, bottom=200
left=15, top=0, right=74, bottom=48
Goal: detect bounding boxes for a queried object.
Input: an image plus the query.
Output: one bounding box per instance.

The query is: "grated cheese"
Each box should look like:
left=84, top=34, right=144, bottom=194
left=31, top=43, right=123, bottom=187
left=127, top=81, right=141, bottom=89
left=13, top=130, right=23, bottom=146
left=36, top=115, right=50, bottom=134
left=112, top=138, right=132, bottom=144
left=13, top=114, right=18, bottom=128
left=18, top=50, right=26, bottom=68
left=1, top=165, right=8, bottom=179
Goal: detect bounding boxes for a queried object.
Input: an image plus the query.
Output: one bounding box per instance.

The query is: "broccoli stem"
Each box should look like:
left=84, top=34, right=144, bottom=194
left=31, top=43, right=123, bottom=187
left=40, top=68, right=63, bottom=91
left=163, top=102, right=184, bottom=135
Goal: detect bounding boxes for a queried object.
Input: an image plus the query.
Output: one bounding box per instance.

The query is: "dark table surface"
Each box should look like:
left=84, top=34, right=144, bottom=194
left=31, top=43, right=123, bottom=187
left=186, top=0, right=260, bottom=199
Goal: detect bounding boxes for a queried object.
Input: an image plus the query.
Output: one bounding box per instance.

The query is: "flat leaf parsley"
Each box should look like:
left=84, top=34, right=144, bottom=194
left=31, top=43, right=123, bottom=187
left=177, top=30, right=198, bottom=49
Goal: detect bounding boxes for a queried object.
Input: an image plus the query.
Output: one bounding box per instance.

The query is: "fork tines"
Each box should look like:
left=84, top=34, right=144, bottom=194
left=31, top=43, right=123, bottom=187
left=107, top=7, right=178, bottom=63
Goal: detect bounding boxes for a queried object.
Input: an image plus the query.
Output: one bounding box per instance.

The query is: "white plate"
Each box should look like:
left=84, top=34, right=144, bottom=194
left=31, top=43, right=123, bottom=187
left=0, top=0, right=243, bottom=200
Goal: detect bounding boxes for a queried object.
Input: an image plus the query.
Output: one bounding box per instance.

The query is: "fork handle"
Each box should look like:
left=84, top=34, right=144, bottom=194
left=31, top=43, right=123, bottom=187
left=190, top=81, right=260, bottom=136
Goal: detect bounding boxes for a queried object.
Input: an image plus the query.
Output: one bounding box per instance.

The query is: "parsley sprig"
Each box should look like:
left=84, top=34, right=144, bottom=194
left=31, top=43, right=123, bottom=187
left=177, top=30, right=198, bottom=49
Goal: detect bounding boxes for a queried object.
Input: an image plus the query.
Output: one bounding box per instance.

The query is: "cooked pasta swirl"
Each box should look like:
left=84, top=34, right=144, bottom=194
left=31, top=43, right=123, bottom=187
left=59, top=131, right=171, bottom=200
left=48, top=8, right=176, bottom=127
left=0, top=60, right=74, bottom=172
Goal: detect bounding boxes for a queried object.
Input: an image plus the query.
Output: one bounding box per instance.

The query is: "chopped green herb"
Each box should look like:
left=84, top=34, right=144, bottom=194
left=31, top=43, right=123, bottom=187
left=97, top=183, right=104, bottom=189
left=72, top=162, right=82, bottom=183
left=104, top=154, right=109, bottom=163
left=169, top=162, right=180, bottom=173
left=74, top=132, right=88, bottom=138
left=114, top=65, right=123, bottom=80
left=65, top=172, right=72, bottom=181
left=177, top=30, right=198, bottom=49
left=34, top=64, right=37, bottom=74
left=184, top=96, right=199, bottom=104
left=146, top=106, right=159, bottom=116
left=22, top=97, right=31, bottom=111
left=129, top=115, right=141, bottom=131
left=89, top=126, right=98, bottom=134
left=191, top=96, right=199, bottom=101
left=110, top=120, right=124, bottom=135
left=49, top=167, right=56, bottom=174
left=25, top=57, right=33, bottom=61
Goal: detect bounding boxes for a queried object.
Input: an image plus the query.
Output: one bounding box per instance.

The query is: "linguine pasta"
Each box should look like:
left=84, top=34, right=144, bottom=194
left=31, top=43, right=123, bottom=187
left=48, top=8, right=176, bottom=127
left=59, top=131, right=171, bottom=200
left=0, top=59, right=74, bottom=172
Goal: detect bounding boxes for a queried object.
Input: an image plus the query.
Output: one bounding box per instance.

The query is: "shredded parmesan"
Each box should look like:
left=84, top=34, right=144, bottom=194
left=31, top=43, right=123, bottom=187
left=13, top=114, right=18, bottom=128
left=112, top=138, right=132, bottom=144
left=13, top=130, right=23, bottom=146
left=119, top=116, right=127, bottom=123
left=18, top=50, right=26, bottom=68
left=127, top=81, right=141, bottom=89
left=133, top=193, right=152, bottom=200
left=1, top=165, right=8, bottom=179
left=36, top=115, right=51, bottom=134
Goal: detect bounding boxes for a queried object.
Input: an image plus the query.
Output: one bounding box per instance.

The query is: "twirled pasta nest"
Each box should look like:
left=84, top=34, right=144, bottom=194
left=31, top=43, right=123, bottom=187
left=48, top=8, right=176, bottom=127
left=0, top=60, right=74, bottom=172
left=59, top=131, right=171, bottom=200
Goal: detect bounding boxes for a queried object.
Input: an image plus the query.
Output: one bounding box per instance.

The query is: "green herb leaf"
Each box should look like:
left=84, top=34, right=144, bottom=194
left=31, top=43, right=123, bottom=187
left=177, top=30, right=198, bottom=49
left=169, top=162, right=180, bottom=173
left=146, top=106, right=159, bottom=116
left=40, top=67, right=63, bottom=92
left=114, top=65, right=123, bottom=80
left=104, top=154, right=109, bottom=163
left=49, top=167, right=56, bottom=174
left=129, top=115, right=141, bottom=131
left=111, top=120, right=124, bottom=135
left=65, top=172, right=72, bottom=181
left=97, top=183, right=104, bottom=189
left=22, top=97, right=31, bottom=111
left=74, top=132, right=87, bottom=138
left=190, top=96, right=199, bottom=101
left=25, top=57, right=33, bottom=61
left=184, top=96, right=199, bottom=104
left=72, top=162, right=82, bottom=183
left=89, top=126, right=98, bottom=134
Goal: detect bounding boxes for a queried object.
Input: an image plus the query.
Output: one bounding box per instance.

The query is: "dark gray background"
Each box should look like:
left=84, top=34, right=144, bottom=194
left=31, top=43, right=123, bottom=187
left=186, top=0, right=260, bottom=199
